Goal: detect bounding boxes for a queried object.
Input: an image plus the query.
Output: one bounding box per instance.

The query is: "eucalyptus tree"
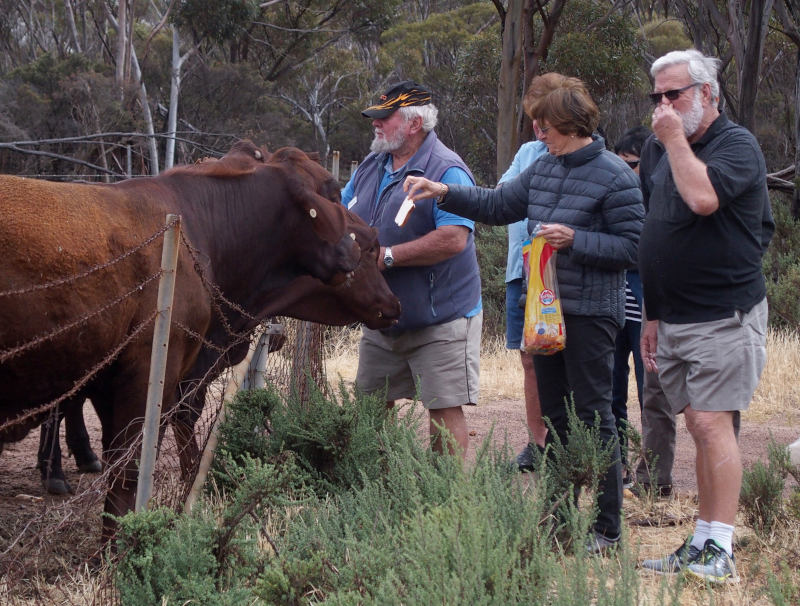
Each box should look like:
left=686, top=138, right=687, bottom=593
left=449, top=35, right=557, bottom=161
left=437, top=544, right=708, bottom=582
left=491, top=0, right=643, bottom=179
left=775, top=0, right=800, bottom=215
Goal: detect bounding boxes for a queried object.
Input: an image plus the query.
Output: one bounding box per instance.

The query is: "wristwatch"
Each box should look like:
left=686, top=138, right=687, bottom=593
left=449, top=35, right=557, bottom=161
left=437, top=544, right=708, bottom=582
left=383, top=246, right=394, bottom=268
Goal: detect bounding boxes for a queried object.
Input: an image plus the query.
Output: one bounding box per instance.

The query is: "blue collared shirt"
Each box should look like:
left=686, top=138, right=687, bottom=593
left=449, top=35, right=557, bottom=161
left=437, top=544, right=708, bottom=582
left=341, top=156, right=475, bottom=230
left=498, top=141, right=548, bottom=282
left=342, top=154, right=481, bottom=318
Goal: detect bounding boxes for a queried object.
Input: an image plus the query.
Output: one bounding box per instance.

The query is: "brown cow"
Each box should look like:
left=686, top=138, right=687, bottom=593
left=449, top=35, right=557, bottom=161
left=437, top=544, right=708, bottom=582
left=0, top=141, right=401, bottom=541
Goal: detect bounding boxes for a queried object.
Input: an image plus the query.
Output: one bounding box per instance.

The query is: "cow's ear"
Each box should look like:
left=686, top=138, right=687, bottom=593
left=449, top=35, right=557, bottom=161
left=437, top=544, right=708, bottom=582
left=284, top=171, right=348, bottom=244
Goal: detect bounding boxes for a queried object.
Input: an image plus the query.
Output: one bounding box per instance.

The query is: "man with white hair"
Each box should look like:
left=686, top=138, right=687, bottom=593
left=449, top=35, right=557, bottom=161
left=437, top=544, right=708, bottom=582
left=341, top=81, right=481, bottom=460
left=638, top=50, right=774, bottom=583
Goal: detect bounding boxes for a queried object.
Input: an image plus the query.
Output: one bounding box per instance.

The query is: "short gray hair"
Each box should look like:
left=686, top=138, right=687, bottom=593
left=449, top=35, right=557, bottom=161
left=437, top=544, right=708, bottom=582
left=398, top=104, right=438, bottom=132
left=651, top=49, right=721, bottom=102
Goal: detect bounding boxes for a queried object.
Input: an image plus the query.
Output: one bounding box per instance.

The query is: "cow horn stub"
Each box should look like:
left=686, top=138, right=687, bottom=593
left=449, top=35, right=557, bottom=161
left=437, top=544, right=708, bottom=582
left=254, top=150, right=263, bottom=160
left=377, top=311, right=383, bottom=318
left=309, top=208, right=317, bottom=218
left=349, top=232, right=355, bottom=240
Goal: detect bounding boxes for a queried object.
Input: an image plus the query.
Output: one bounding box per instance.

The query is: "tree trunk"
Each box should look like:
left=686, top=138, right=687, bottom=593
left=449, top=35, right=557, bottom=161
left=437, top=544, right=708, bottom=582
left=63, top=0, right=82, bottom=53
left=165, top=27, right=185, bottom=170
left=116, top=0, right=127, bottom=88
left=794, top=47, right=800, bottom=218
left=130, top=48, right=160, bottom=175
left=738, top=0, right=775, bottom=133
left=520, top=0, right=567, bottom=144
left=496, top=0, right=524, bottom=180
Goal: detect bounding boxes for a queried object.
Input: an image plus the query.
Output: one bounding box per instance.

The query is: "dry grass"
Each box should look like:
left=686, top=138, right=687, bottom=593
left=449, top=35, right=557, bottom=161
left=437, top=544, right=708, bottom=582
left=324, top=325, right=800, bottom=604
left=748, top=328, right=800, bottom=423
left=326, top=327, right=800, bottom=420
left=7, top=326, right=795, bottom=604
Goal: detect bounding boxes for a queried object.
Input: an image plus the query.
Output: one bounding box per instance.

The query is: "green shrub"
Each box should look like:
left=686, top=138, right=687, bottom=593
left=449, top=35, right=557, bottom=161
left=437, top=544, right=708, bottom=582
left=763, top=196, right=800, bottom=328
left=766, top=561, right=800, bottom=606
left=741, top=439, right=790, bottom=533
left=118, top=387, right=656, bottom=604
left=115, top=456, right=302, bottom=605
left=114, top=507, right=253, bottom=606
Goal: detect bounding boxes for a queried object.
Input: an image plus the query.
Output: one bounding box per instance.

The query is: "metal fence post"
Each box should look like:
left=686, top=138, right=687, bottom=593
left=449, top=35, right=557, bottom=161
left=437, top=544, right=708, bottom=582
left=135, top=214, right=181, bottom=512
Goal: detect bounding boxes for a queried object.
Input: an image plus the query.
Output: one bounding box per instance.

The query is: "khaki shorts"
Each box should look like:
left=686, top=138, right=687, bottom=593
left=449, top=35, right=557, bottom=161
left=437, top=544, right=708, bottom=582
left=657, top=298, right=767, bottom=414
left=355, top=313, right=482, bottom=410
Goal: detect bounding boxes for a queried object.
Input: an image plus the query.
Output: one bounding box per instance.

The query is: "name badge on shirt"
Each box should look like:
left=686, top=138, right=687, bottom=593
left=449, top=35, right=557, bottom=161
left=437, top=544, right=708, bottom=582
left=347, top=196, right=357, bottom=210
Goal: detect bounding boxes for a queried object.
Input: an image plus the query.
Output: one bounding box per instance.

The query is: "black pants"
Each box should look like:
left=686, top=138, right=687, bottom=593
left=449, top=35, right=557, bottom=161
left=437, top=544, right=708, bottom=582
left=533, top=314, right=622, bottom=539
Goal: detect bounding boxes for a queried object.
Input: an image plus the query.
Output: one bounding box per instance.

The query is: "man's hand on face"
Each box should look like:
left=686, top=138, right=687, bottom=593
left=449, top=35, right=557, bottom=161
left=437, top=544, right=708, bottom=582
left=651, top=104, right=686, bottom=145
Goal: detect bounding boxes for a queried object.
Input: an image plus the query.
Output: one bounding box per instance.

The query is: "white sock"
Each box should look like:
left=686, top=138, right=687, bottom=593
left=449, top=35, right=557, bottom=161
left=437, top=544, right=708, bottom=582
left=708, top=521, right=735, bottom=556
left=690, top=519, right=711, bottom=550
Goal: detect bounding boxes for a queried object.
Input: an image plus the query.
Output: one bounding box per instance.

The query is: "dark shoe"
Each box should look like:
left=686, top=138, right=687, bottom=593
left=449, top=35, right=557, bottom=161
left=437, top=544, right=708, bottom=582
left=686, top=539, right=740, bottom=584
left=640, top=536, right=701, bottom=574
left=585, top=530, right=620, bottom=555
left=630, top=482, right=672, bottom=499
left=515, top=442, right=537, bottom=472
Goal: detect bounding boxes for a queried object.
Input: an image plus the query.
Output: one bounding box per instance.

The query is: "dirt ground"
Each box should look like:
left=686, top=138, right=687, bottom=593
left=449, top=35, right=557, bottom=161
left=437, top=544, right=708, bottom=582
left=464, top=397, right=800, bottom=493
left=1, top=399, right=797, bottom=521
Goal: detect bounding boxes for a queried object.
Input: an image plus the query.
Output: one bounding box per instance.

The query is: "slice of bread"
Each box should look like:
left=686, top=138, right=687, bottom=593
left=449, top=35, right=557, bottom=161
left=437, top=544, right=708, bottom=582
left=394, top=196, right=416, bottom=227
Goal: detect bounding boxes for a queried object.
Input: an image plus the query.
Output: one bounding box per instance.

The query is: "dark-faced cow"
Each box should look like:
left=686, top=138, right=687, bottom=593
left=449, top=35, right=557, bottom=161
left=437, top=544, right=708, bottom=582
left=0, top=141, right=401, bottom=542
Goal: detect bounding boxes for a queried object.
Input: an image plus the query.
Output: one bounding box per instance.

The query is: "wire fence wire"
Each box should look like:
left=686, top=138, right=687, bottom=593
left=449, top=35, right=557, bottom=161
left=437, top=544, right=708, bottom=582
left=0, top=214, right=329, bottom=603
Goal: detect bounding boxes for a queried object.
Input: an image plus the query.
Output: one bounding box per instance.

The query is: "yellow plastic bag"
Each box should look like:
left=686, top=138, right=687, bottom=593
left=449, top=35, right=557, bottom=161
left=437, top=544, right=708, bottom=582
left=521, top=230, right=566, bottom=355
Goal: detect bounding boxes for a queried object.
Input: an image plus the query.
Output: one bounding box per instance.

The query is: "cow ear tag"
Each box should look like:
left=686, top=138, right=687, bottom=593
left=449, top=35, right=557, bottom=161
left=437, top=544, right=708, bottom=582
left=309, top=208, right=317, bottom=218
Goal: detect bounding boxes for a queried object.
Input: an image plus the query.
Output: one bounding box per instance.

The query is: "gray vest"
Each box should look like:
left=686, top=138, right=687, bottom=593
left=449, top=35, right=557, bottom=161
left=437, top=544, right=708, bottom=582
left=349, top=131, right=481, bottom=332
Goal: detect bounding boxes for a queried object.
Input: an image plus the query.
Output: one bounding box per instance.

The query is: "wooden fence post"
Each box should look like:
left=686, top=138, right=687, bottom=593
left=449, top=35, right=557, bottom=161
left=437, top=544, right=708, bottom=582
left=184, top=347, right=254, bottom=512
left=331, top=150, right=340, bottom=181
left=135, top=214, right=181, bottom=512
left=242, top=321, right=284, bottom=391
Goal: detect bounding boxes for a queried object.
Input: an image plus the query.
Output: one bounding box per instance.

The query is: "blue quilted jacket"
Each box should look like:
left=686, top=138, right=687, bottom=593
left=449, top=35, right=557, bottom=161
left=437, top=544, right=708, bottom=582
left=441, top=136, right=644, bottom=326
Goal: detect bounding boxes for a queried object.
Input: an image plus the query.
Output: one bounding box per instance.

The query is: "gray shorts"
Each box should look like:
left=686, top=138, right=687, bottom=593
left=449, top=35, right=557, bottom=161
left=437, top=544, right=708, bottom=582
left=657, top=298, right=767, bottom=415
left=355, top=313, right=482, bottom=410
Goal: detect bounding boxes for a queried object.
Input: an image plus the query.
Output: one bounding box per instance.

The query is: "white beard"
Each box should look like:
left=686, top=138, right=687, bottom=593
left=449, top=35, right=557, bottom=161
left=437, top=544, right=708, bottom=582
left=678, top=89, right=704, bottom=138
left=370, top=129, right=406, bottom=154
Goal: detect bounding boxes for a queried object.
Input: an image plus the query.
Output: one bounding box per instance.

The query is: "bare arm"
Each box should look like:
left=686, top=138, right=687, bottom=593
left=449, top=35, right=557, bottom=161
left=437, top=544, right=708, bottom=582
left=379, top=225, right=469, bottom=270
left=652, top=104, right=718, bottom=216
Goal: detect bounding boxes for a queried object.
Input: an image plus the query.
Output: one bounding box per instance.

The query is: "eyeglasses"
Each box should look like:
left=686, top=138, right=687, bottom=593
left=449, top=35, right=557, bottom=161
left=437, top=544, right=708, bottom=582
left=625, top=160, right=640, bottom=169
left=538, top=124, right=552, bottom=134
left=648, top=83, right=699, bottom=104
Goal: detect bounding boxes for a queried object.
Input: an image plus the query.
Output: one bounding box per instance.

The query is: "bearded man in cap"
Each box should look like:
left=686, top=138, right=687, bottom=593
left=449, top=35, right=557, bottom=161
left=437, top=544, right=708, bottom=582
left=341, top=81, right=481, bottom=460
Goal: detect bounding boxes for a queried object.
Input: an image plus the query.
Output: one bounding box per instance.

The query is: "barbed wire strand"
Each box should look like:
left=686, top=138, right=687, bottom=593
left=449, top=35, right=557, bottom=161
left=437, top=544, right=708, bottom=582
left=0, top=218, right=176, bottom=298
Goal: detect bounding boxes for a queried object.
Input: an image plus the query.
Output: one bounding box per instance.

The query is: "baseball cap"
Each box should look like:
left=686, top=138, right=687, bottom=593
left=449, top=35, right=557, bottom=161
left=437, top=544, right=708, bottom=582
left=362, top=81, right=433, bottom=119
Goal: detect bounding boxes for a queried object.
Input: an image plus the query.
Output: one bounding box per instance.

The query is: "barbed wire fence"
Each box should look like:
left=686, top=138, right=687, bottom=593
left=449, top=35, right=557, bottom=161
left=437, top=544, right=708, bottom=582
left=0, top=210, right=335, bottom=604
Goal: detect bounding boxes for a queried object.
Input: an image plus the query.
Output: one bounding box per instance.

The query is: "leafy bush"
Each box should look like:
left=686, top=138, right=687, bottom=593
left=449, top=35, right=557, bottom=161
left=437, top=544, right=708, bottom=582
left=116, top=456, right=301, bottom=605
left=117, top=387, right=652, bottom=604
left=741, top=439, right=792, bottom=533
left=763, top=196, right=800, bottom=328
left=114, top=507, right=253, bottom=606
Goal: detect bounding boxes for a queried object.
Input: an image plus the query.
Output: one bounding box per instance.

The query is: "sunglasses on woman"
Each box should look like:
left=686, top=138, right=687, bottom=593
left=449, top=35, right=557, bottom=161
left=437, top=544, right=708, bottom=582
left=625, top=160, right=639, bottom=169
left=648, top=83, right=699, bottom=104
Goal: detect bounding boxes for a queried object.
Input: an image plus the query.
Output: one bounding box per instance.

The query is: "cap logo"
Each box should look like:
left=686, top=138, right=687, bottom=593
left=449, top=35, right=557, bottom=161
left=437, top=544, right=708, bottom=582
left=361, top=81, right=433, bottom=118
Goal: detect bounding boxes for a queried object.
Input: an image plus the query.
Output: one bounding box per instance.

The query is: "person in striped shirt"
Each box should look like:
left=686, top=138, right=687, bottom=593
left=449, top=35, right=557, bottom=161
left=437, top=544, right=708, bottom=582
left=611, top=125, right=650, bottom=487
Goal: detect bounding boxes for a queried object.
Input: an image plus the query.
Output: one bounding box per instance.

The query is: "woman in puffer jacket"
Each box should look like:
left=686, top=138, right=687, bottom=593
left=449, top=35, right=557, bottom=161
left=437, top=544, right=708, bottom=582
left=404, top=72, right=644, bottom=554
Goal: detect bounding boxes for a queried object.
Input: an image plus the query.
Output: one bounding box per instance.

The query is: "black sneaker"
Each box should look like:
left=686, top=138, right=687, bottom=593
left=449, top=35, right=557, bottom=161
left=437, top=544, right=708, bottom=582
left=515, top=442, right=536, bottom=472
left=640, top=536, right=701, bottom=574
left=686, top=539, right=740, bottom=584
